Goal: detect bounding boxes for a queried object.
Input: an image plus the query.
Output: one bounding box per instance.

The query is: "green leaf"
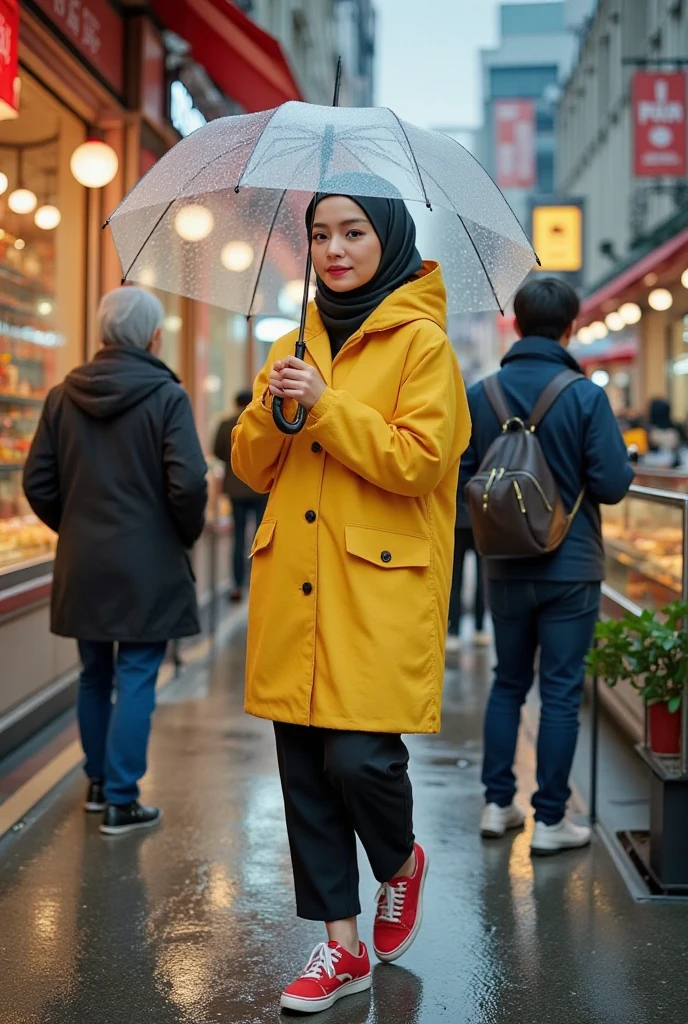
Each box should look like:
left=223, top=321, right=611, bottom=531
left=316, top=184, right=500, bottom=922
left=668, top=696, right=682, bottom=714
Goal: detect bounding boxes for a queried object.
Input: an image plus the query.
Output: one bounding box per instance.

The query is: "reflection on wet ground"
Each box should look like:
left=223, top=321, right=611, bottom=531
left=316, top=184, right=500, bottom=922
left=0, top=630, right=685, bottom=1023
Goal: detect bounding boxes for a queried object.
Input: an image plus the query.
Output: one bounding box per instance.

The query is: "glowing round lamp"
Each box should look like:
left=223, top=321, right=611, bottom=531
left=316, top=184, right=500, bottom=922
left=605, top=311, right=625, bottom=332
left=37, top=300, right=53, bottom=316
left=221, top=240, right=254, bottom=272
left=138, top=266, right=157, bottom=288
left=14, top=238, right=25, bottom=250
left=34, top=204, right=61, bottom=230
left=174, top=204, right=214, bottom=242
left=619, top=302, right=642, bottom=325
left=164, top=314, right=183, bottom=333
left=681, top=270, right=688, bottom=290
left=0, top=172, right=8, bottom=196
left=8, top=188, right=37, bottom=214
left=577, top=326, right=594, bottom=344
left=591, top=370, right=610, bottom=388
left=70, top=139, right=118, bottom=188
left=590, top=320, right=608, bottom=340
left=648, top=288, right=673, bottom=311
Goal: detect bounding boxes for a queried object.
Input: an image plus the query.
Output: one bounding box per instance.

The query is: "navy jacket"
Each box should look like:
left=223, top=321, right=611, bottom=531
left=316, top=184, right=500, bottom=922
left=458, top=337, right=634, bottom=582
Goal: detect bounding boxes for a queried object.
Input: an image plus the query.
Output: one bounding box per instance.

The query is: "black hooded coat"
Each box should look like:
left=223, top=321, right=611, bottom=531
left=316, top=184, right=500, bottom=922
left=23, top=346, right=208, bottom=642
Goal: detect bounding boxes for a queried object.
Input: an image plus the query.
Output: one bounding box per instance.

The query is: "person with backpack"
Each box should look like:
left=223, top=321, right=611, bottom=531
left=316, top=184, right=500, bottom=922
left=460, top=278, right=633, bottom=856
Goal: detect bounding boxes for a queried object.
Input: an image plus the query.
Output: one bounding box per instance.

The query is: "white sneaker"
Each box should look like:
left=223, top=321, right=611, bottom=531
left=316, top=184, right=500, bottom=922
left=480, top=802, right=525, bottom=838
left=531, top=816, right=591, bottom=856
left=445, top=633, right=461, bottom=654
left=474, top=630, right=491, bottom=647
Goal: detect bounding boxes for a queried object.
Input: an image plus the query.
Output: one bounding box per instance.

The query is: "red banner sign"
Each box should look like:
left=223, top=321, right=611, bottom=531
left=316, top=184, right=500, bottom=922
left=494, top=99, right=535, bottom=189
left=30, top=0, right=123, bottom=94
left=0, top=0, right=19, bottom=120
left=633, top=72, right=687, bottom=177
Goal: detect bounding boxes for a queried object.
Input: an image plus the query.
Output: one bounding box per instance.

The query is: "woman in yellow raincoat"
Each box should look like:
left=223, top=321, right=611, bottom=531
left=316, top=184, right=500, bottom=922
left=232, top=180, right=470, bottom=1015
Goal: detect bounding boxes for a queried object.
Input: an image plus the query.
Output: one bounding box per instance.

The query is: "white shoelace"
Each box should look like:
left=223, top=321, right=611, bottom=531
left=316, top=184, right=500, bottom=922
left=375, top=879, right=407, bottom=923
left=301, top=942, right=342, bottom=980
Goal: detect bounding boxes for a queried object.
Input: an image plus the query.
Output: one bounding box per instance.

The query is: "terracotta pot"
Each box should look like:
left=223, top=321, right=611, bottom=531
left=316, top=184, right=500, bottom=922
left=648, top=702, right=682, bottom=756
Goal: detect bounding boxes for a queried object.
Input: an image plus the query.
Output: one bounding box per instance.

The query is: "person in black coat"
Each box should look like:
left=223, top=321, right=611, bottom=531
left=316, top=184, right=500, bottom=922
left=23, top=286, right=207, bottom=836
left=213, top=390, right=268, bottom=602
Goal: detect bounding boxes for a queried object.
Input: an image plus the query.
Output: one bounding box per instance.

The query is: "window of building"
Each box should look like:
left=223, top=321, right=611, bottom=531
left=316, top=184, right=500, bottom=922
left=536, top=150, right=555, bottom=194
left=489, top=65, right=559, bottom=100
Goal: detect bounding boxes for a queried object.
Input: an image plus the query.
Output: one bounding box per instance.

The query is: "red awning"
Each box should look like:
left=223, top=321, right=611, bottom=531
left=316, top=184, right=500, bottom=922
left=581, top=223, right=688, bottom=322
left=152, top=0, right=302, bottom=113
left=577, top=340, right=638, bottom=367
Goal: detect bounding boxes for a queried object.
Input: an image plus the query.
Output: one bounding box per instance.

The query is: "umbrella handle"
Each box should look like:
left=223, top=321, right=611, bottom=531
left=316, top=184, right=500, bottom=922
left=272, top=341, right=308, bottom=434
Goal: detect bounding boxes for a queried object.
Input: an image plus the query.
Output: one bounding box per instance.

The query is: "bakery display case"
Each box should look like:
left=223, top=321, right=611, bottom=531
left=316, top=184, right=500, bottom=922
left=0, top=234, right=60, bottom=571
left=602, top=486, right=686, bottom=612
left=600, top=484, right=688, bottom=739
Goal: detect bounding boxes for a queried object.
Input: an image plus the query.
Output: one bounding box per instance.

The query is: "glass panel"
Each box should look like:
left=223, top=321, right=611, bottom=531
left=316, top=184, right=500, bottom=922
left=0, top=73, right=86, bottom=571
left=603, top=497, right=684, bottom=612
left=194, top=305, right=247, bottom=455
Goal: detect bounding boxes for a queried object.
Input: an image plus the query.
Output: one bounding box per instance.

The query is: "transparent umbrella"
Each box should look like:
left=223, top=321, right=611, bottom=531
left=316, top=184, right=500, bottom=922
left=106, top=97, right=537, bottom=430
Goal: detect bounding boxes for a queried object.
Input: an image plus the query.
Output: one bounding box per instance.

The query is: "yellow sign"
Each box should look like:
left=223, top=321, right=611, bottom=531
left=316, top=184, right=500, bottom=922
left=532, top=205, right=582, bottom=272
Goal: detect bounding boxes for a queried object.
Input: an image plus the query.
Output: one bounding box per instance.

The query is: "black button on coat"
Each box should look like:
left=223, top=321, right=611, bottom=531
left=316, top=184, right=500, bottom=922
left=23, top=346, right=208, bottom=642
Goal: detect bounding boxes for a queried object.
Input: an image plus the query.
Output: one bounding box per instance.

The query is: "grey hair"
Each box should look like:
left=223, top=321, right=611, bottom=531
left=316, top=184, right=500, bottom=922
left=97, top=286, right=164, bottom=350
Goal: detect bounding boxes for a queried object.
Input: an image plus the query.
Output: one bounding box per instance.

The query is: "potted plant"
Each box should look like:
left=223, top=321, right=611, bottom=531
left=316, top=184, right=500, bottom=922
left=585, top=601, right=686, bottom=756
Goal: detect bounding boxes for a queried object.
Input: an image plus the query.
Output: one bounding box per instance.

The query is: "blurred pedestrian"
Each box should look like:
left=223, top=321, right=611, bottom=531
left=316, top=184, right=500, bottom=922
left=446, top=489, right=488, bottom=653
left=232, top=181, right=470, bottom=1014
left=213, top=390, right=268, bottom=602
left=460, top=278, right=633, bottom=856
left=643, top=397, right=686, bottom=468
left=23, top=287, right=207, bottom=836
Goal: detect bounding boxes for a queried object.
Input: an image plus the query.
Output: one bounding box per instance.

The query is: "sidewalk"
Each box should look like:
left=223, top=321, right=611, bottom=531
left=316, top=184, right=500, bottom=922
left=0, top=624, right=684, bottom=1023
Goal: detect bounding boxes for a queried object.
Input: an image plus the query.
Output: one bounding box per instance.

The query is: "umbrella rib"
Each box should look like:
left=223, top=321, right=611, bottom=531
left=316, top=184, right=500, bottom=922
left=246, top=189, right=288, bottom=317
left=457, top=214, right=504, bottom=316
left=121, top=200, right=175, bottom=281
left=385, top=110, right=433, bottom=209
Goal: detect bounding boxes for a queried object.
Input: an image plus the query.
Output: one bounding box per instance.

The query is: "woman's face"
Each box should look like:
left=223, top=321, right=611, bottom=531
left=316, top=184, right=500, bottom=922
left=310, top=196, right=382, bottom=292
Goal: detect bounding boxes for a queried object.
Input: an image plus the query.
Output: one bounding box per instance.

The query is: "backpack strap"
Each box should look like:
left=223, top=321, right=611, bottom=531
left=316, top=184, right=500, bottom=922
left=482, top=374, right=513, bottom=429
left=528, top=369, right=584, bottom=430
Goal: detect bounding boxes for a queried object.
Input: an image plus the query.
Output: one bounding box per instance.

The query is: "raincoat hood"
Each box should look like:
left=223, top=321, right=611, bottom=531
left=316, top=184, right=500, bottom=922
left=305, top=260, right=447, bottom=342
left=64, top=346, right=179, bottom=421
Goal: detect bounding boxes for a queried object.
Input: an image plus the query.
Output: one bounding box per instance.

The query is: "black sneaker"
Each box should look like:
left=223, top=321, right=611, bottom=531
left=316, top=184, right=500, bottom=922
left=85, top=780, right=106, bottom=812
left=100, top=801, right=162, bottom=835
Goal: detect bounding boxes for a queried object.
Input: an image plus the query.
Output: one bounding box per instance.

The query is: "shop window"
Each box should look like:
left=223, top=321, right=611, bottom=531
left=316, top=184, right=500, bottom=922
left=0, top=73, right=86, bottom=571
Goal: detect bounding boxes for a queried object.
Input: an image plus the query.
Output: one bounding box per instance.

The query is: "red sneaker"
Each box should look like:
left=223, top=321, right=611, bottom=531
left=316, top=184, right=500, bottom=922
left=280, top=940, right=372, bottom=1014
left=373, top=842, right=429, bottom=963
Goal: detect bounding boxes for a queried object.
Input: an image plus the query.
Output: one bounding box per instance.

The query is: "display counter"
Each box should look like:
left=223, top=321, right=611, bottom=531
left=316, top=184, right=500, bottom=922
left=600, top=483, right=688, bottom=740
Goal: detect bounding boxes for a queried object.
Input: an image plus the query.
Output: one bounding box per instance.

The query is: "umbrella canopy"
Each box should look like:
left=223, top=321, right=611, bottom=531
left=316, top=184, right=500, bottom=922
left=107, top=102, right=537, bottom=317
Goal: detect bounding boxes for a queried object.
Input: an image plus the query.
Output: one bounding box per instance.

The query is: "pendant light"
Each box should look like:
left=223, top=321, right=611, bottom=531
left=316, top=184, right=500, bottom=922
left=70, top=137, right=118, bottom=188
left=8, top=149, right=37, bottom=214
left=34, top=171, right=61, bottom=230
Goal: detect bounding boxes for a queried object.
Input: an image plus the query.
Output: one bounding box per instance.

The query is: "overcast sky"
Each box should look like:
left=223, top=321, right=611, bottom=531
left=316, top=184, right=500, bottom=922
left=374, top=0, right=557, bottom=130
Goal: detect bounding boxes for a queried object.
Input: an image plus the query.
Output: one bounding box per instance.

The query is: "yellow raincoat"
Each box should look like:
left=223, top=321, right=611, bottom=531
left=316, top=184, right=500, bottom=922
left=231, top=261, right=470, bottom=734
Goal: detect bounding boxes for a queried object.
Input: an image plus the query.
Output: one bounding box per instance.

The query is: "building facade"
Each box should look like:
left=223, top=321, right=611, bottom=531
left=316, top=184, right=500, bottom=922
left=558, top=0, right=688, bottom=417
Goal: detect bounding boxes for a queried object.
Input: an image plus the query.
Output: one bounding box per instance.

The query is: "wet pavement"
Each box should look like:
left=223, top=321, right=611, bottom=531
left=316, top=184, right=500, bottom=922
left=0, top=626, right=686, bottom=1024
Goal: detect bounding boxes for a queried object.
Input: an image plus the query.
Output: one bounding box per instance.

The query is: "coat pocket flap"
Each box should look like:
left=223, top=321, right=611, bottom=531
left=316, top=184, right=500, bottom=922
left=345, top=526, right=430, bottom=568
left=249, top=519, right=276, bottom=557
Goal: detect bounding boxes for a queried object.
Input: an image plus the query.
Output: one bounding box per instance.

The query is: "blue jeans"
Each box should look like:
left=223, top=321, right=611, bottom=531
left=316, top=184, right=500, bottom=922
left=482, top=580, right=601, bottom=825
left=77, top=641, right=167, bottom=805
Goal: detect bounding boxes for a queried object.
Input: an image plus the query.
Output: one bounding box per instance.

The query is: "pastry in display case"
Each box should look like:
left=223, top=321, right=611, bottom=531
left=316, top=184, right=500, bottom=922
left=602, top=498, right=683, bottom=610
left=0, top=208, right=60, bottom=571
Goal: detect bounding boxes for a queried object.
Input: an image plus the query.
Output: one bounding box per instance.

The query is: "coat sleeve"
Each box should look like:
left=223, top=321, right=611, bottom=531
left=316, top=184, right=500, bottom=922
left=457, top=385, right=482, bottom=498
left=583, top=387, right=635, bottom=505
left=163, top=387, right=208, bottom=548
left=23, top=395, right=62, bottom=533
left=307, top=332, right=471, bottom=498
left=231, top=338, right=294, bottom=494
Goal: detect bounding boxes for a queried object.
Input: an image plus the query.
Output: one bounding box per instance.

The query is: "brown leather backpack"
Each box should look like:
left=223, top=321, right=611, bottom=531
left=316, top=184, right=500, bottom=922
left=466, top=369, right=585, bottom=559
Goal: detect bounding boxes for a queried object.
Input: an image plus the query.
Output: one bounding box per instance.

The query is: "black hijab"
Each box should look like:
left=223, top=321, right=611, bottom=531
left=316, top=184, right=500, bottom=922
left=305, top=175, right=423, bottom=355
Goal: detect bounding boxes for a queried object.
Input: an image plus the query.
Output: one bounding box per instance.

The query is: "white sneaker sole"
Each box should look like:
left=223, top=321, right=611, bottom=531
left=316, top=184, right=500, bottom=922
left=530, top=835, right=591, bottom=856
left=373, top=849, right=429, bottom=964
left=280, top=973, right=372, bottom=1013
left=480, top=813, right=525, bottom=839
left=100, top=811, right=163, bottom=836
left=84, top=802, right=106, bottom=813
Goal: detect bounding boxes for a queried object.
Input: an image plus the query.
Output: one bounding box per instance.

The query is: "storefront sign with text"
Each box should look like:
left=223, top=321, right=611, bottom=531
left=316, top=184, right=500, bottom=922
left=31, top=0, right=123, bottom=94
left=0, top=0, right=19, bottom=120
left=494, top=99, right=535, bottom=189
left=633, top=72, right=687, bottom=177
